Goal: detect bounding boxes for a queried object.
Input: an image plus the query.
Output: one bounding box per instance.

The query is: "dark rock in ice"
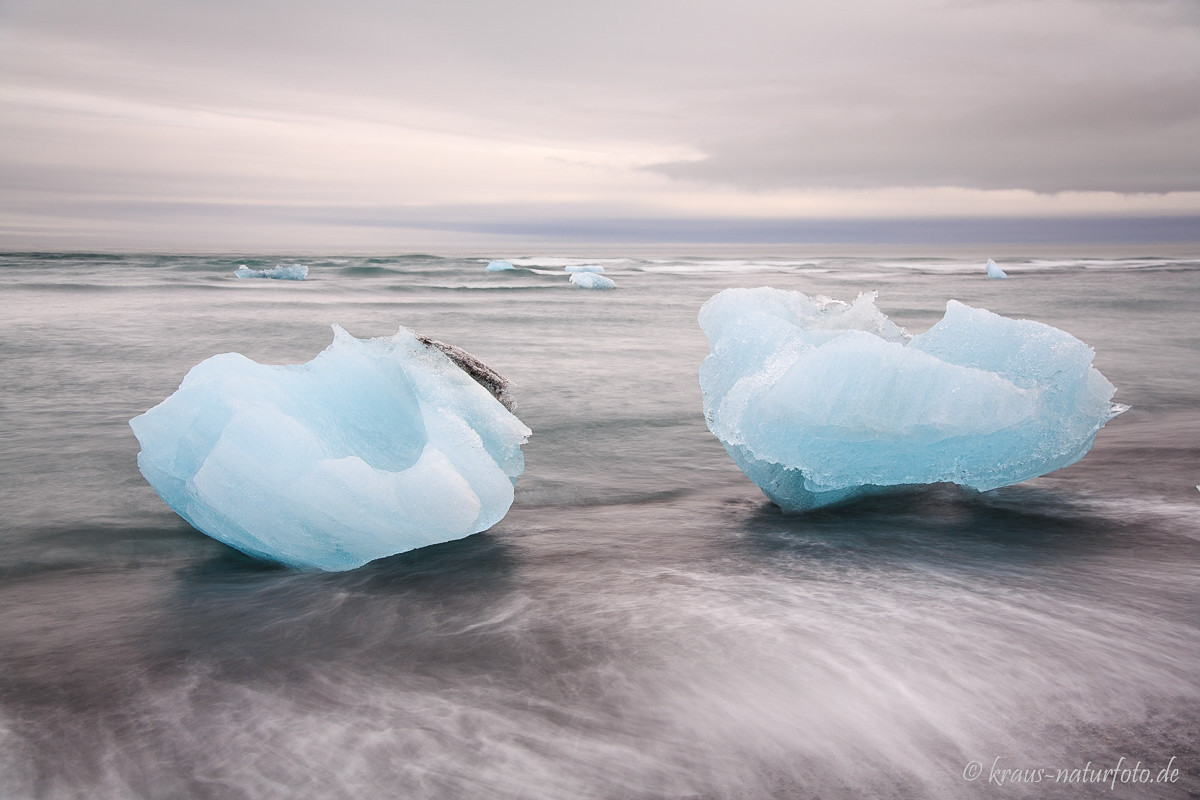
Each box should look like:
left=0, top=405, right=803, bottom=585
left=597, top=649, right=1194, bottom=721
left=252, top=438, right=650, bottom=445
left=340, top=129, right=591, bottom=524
left=418, top=336, right=515, bottom=411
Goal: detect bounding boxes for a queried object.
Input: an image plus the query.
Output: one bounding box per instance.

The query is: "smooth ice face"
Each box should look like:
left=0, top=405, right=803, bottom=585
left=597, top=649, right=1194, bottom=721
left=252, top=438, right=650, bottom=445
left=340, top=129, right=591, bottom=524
left=986, top=258, right=1009, bottom=279
left=235, top=263, right=308, bottom=280
left=130, top=326, right=531, bottom=570
left=569, top=272, right=616, bottom=289
left=486, top=260, right=516, bottom=271
left=699, top=288, right=1125, bottom=511
left=564, top=264, right=605, bottom=273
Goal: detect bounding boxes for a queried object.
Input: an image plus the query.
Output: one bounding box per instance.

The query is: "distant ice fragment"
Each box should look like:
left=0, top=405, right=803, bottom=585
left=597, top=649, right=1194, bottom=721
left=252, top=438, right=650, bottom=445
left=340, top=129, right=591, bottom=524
left=569, top=272, right=616, bottom=289
left=986, top=258, right=1008, bottom=279
left=235, top=263, right=308, bottom=280
left=564, top=265, right=605, bottom=273
left=130, top=327, right=531, bottom=570
left=486, top=260, right=516, bottom=271
left=699, top=288, right=1125, bottom=511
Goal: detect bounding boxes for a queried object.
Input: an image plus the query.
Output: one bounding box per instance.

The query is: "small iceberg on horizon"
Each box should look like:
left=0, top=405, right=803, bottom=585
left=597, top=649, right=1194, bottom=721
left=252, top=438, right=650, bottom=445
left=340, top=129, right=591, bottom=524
left=565, top=265, right=605, bottom=273
left=486, top=260, right=516, bottom=271
left=986, top=258, right=1009, bottom=279
left=235, top=263, right=309, bottom=280
left=130, top=326, right=530, bottom=571
left=569, top=272, right=616, bottom=290
left=700, top=288, right=1125, bottom=511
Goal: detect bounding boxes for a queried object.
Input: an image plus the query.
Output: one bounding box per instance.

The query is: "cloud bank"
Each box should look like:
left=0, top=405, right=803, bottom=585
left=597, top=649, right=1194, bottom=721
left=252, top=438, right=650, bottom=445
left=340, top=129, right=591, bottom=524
left=2, top=0, right=1198, bottom=248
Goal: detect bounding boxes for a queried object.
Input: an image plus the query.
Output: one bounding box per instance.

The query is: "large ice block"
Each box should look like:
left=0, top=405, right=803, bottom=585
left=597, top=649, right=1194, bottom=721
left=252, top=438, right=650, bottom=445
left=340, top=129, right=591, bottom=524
left=130, top=326, right=530, bottom=570
left=699, top=288, right=1125, bottom=511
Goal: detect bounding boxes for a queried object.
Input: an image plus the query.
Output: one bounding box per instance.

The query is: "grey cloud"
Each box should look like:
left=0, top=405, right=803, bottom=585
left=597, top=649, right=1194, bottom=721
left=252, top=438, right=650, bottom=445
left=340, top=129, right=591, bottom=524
left=5, top=194, right=1198, bottom=249
left=635, top=0, right=1200, bottom=193
left=652, top=77, right=1200, bottom=193
left=2, top=0, right=1199, bottom=209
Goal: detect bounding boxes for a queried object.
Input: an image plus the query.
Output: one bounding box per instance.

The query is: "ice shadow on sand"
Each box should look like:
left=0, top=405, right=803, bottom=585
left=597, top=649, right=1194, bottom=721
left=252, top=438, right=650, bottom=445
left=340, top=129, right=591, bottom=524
left=149, top=531, right=522, bottom=680
left=724, top=481, right=1193, bottom=574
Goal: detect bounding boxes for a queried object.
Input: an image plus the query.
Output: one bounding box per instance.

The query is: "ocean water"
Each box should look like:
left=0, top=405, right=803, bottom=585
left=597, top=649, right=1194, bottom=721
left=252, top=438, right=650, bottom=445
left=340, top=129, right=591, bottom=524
left=0, top=251, right=1197, bottom=799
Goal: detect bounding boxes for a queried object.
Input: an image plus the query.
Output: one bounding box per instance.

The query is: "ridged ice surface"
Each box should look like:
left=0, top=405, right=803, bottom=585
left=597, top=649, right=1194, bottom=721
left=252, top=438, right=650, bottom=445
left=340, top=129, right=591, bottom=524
left=700, top=288, right=1125, bottom=510
left=129, top=326, right=530, bottom=570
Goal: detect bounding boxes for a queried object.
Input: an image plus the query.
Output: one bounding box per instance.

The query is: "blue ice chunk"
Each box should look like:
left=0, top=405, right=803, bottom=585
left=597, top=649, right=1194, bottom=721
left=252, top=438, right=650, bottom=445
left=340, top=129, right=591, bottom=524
left=986, top=258, right=1008, bottom=279
left=486, top=260, right=516, bottom=271
left=234, top=263, right=308, bottom=280
left=569, top=272, right=616, bottom=289
left=130, top=326, right=531, bottom=570
left=699, top=288, right=1125, bottom=511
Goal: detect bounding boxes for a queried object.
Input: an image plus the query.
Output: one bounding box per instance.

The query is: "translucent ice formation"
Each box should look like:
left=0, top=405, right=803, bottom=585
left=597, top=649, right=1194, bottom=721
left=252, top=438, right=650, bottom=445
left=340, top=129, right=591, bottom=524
left=699, top=288, right=1125, bottom=511
left=486, top=260, right=516, bottom=271
left=564, top=265, right=605, bottom=273
left=130, top=326, right=530, bottom=570
left=569, top=272, right=616, bottom=289
left=986, top=258, right=1008, bottom=279
left=234, top=263, right=308, bottom=280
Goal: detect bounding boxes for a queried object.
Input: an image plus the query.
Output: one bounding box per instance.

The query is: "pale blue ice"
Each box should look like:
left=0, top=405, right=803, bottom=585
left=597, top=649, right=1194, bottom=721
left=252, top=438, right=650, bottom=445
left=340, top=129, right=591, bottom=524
left=569, top=272, right=616, bottom=289
left=234, top=263, right=308, bottom=280
left=565, top=265, right=605, bottom=273
left=699, top=288, right=1125, bottom=511
left=486, top=260, right=516, bottom=271
left=986, top=258, right=1009, bottom=279
left=130, top=326, right=530, bottom=570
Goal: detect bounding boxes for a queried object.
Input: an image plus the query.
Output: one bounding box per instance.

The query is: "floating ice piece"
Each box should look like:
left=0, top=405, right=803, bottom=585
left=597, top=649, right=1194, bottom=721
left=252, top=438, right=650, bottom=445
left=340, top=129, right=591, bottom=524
left=234, top=263, right=308, bottom=280
left=564, top=265, right=605, bottom=273
left=569, top=272, right=616, bottom=289
left=986, top=258, right=1008, bottom=279
left=130, top=326, right=530, bottom=570
left=699, top=288, right=1125, bottom=511
left=486, top=260, right=516, bottom=271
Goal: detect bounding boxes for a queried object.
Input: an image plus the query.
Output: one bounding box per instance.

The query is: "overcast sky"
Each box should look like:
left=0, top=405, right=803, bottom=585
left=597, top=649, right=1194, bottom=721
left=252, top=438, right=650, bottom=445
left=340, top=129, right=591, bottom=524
left=2, top=0, right=1198, bottom=250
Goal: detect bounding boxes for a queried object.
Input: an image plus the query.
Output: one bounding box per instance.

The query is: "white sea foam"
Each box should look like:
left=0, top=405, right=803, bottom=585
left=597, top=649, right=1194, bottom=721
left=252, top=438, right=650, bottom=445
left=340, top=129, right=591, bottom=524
left=508, top=257, right=631, bottom=268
